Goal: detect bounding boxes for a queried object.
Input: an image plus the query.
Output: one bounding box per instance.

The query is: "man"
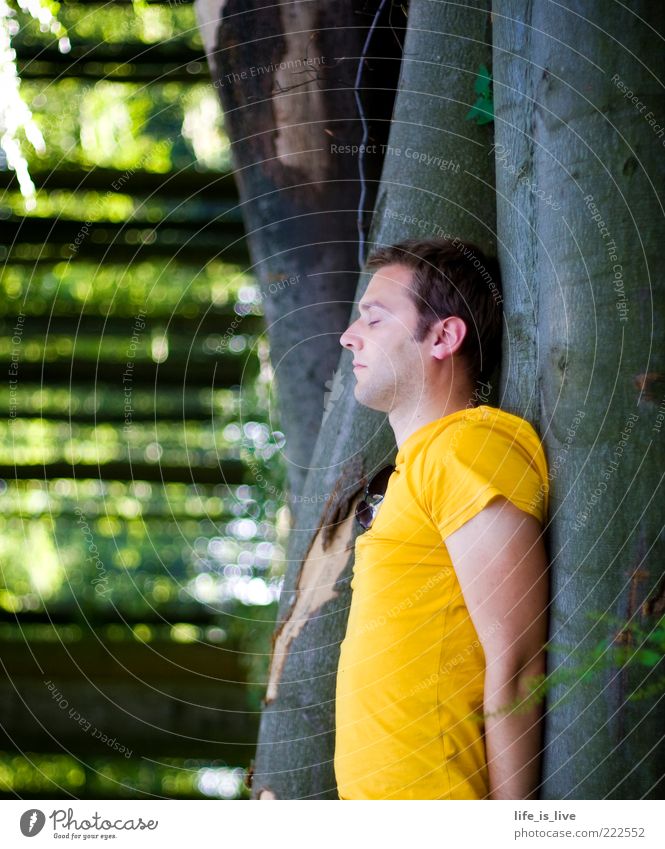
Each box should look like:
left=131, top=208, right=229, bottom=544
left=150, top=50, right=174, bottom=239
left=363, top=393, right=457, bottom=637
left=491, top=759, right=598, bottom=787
left=334, top=238, right=550, bottom=800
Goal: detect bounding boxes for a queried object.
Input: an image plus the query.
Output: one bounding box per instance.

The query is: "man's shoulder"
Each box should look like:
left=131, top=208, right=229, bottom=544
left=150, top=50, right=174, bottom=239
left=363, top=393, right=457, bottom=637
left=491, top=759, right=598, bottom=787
left=419, top=406, right=550, bottom=528
left=420, top=405, right=543, bottom=458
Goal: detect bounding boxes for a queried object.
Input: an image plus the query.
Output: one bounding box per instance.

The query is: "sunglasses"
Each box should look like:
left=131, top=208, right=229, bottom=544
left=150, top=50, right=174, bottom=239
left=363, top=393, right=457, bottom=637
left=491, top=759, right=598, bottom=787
left=355, top=464, right=396, bottom=530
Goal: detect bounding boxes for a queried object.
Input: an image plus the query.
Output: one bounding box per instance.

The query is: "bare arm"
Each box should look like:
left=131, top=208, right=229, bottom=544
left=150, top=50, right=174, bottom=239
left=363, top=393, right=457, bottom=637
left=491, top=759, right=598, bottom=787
left=444, top=496, right=549, bottom=800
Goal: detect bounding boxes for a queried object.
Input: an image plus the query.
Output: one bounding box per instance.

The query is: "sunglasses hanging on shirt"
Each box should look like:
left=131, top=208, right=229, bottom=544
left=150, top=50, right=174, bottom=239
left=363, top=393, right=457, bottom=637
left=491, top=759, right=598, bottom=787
left=355, top=464, right=395, bottom=530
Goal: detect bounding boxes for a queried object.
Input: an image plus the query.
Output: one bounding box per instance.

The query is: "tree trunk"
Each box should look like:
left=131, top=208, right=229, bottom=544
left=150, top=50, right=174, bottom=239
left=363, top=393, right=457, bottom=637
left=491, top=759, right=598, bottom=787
left=494, top=0, right=665, bottom=798
left=251, top=0, right=496, bottom=799
left=195, top=0, right=403, bottom=498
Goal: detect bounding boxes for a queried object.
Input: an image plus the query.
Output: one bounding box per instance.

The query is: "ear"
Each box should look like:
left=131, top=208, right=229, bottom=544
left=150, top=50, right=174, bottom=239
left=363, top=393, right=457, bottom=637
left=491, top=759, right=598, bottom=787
left=430, top=315, right=467, bottom=361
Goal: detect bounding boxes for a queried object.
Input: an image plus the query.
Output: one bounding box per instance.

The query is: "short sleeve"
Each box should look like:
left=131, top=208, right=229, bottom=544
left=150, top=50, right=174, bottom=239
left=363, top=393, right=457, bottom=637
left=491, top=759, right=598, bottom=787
left=423, top=415, right=549, bottom=541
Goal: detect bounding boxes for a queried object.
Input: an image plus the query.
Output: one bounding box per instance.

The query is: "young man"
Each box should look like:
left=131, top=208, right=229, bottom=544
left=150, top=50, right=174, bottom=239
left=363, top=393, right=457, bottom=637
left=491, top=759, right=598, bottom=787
left=334, top=238, right=550, bottom=800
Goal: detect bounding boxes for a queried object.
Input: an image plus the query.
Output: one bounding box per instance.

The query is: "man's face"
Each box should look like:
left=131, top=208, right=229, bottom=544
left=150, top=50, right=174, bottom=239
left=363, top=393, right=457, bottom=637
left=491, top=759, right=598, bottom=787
left=339, top=264, right=428, bottom=412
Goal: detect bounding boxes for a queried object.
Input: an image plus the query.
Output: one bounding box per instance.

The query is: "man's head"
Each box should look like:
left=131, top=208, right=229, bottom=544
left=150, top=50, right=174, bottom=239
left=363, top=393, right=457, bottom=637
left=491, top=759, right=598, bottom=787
left=339, top=237, right=503, bottom=413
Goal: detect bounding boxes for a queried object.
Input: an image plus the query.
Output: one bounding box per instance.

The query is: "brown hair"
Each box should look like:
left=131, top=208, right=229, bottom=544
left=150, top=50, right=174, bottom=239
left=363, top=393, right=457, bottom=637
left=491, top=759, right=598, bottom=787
left=365, top=237, right=503, bottom=384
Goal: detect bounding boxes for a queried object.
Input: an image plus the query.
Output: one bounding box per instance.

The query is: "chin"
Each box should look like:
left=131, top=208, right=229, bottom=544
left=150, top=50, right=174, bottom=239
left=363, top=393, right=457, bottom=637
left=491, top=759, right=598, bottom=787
left=354, top=387, right=389, bottom=413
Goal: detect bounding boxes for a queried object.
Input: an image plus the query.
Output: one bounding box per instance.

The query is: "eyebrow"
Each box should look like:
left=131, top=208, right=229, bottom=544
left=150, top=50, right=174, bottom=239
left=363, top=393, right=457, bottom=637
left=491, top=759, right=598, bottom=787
left=358, top=299, right=391, bottom=313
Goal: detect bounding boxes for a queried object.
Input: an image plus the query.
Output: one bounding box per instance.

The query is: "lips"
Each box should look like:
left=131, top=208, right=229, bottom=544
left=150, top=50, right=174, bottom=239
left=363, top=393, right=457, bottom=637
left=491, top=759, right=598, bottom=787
left=352, top=361, right=366, bottom=369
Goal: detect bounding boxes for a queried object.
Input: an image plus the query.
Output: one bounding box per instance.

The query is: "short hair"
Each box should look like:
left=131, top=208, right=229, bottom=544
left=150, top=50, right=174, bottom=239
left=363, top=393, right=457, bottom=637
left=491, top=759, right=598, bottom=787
left=365, top=237, right=503, bottom=384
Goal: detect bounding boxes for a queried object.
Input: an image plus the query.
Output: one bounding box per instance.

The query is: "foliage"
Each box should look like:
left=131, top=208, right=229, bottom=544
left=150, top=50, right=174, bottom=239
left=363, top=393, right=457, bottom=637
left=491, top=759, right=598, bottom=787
left=0, top=0, right=70, bottom=205
left=0, top=0, right=286, bottom=800
left=0, top=751, right=251, bottom=799
left=465, top=63, right=493, bottom=125
left=483, top=610, right=665, bottom=720
left=0, top=260, right=257, bottom=317
left=17, top=78, right=230, bottom=174
left=1, top=0, right=228, bottom=210
left=12, top=1, right=201, bottom=48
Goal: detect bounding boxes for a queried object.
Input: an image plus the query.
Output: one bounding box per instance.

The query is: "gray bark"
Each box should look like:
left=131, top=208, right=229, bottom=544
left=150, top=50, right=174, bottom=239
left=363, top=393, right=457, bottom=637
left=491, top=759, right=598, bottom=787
left=251, top=0, right=496, bottom=799
left=494, top=0, right=665, bottom=798
left=195, top=0, right=402, bottom=499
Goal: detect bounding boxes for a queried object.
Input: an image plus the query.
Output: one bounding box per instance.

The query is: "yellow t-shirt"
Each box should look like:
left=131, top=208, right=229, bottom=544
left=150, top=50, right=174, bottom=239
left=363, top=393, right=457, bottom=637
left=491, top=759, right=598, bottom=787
left=334, top=404, right=549, bottom=800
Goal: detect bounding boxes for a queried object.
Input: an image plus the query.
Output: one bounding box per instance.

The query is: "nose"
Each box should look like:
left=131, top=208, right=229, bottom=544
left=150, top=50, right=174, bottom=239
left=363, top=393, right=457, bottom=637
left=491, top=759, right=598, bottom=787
left=340, top=317, right=361, bottom=350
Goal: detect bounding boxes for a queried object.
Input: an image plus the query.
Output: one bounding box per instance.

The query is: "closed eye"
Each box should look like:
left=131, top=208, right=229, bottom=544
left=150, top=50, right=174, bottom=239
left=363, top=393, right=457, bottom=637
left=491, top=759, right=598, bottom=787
left=368, top=320, right=380, bottom=327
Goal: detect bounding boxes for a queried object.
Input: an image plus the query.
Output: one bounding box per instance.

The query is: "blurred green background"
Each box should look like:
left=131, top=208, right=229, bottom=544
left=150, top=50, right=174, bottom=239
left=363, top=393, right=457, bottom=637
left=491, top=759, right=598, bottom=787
left=0, top=0, right=287, bottom=799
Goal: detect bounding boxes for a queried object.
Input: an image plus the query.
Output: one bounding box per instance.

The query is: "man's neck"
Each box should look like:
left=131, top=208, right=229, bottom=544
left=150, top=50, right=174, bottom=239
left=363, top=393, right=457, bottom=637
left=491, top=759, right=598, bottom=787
left=390, top=389, right=478, bottom=450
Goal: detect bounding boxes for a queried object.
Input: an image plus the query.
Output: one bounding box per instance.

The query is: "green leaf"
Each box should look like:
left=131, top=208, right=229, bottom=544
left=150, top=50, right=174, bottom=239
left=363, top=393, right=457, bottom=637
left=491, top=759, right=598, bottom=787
left=474, top=63, right=492, bottom=96
left=465, top=64, right=494, bottom=125
left=475, top=97, right=494, bottom=123
left=636, top=650, right=663, bottom=667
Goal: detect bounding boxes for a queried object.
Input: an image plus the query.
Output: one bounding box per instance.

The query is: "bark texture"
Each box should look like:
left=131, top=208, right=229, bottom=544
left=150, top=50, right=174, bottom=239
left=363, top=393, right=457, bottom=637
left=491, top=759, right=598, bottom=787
left=195, top=0, right=402, bottom=498
left=251, top=0, right=497, bottom=799
left=494, top=0, right=665, bottom=798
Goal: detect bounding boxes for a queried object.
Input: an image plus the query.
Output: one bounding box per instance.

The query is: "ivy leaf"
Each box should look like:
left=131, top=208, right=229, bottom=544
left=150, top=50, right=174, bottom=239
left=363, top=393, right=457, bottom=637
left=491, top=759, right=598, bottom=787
left=636, top=649, right=663, bottom=667
left=474, top=63, right=492, bottom=96
left=466, top=98, right=494, bottom=125
left=465, top=64, right=494, bottom=125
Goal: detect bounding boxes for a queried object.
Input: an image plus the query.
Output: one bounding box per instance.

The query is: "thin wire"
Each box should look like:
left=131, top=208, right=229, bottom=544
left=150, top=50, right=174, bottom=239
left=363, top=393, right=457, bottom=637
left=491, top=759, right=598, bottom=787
left=354, top=0, right=389, bottom=270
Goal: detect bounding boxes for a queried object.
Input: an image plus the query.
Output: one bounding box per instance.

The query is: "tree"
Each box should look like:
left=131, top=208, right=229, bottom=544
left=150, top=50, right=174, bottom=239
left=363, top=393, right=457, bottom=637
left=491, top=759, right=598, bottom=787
left=198, top=0, right=495, bottom=798
left=494, top=0, right=665, bottom=799
left=198, top=0, right=665, bottom=799
left=195, top=0, right=403, bottom=499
